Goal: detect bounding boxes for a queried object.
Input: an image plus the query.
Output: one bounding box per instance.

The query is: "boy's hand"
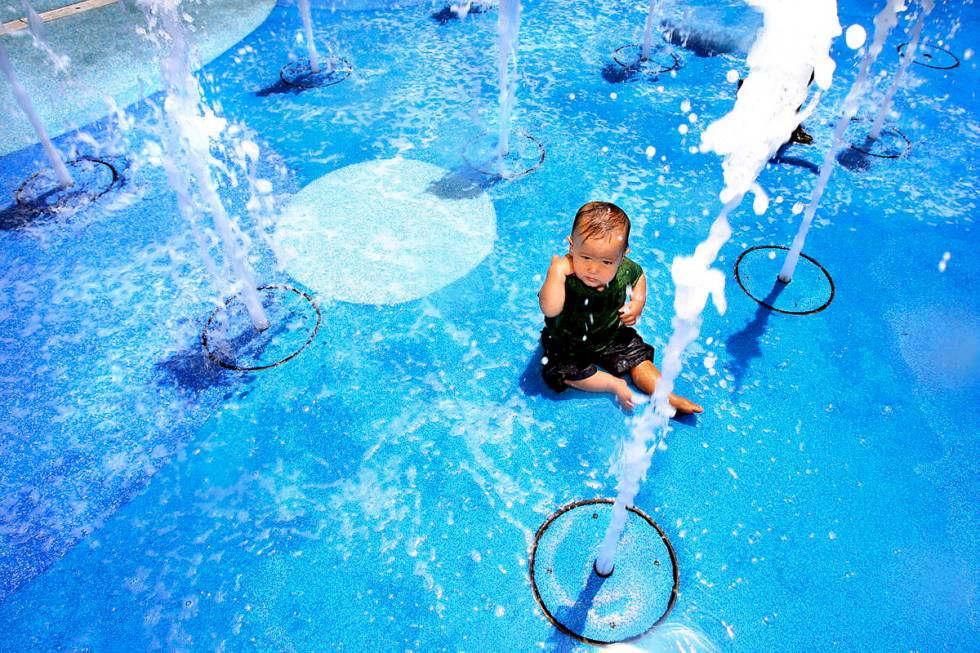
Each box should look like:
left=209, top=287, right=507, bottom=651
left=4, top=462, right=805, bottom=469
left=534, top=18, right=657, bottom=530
left=618, top=301, right=643, bottom=326
left=613, top=378, right=636, bottom=410
left=549, top=254, right=574, bottom=278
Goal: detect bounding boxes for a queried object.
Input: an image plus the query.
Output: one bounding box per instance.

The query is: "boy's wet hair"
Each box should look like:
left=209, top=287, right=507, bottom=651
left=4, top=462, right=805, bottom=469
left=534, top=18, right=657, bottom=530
left=572, top=201, right=630, bottom=249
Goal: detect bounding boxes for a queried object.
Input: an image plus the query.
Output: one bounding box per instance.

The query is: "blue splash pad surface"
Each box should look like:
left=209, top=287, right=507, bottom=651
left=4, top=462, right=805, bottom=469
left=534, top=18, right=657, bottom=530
left=0, top=0, right=978, bottom=651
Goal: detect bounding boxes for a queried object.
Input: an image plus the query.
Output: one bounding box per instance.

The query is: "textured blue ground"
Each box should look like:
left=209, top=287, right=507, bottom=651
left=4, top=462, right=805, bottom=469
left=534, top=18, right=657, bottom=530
left=0, top=0, right=978, bottom=651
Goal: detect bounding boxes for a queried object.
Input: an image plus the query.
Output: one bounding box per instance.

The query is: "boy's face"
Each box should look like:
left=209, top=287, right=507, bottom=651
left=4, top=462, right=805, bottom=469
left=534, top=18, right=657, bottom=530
left=567, top=228, right=627, bottom=290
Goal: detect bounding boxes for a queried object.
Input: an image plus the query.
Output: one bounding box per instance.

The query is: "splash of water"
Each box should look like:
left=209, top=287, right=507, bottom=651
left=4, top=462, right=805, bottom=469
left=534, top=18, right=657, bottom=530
left=700, top=0, right=841, bottom=205
left=606, top=621, right=720, bottom=652
left=778, top=0, right=908, bottom=283
left=870, top=0, right=934, bottom=139
left=0, top=37, right=73, bottom=187
left=298, top=0, right=322, bottom=74
left=138, top=0, right=269, bottom=331
left=641, top=0, right=663, bottom=61
left=496, top=0, right=521, bottom=157
left=595, top=0, right=842, bottom=577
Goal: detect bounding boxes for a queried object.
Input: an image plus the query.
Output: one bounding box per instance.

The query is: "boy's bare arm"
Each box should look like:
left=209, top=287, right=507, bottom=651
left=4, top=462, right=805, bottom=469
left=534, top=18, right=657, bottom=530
left=539, top=254, right=573, bottom=317
left=619, top=272, right=648, bottom=327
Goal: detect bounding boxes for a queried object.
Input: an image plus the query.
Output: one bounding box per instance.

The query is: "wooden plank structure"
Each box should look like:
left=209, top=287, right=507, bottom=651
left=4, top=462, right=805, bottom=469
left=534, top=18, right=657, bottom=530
left=2, top=0, right=119, bottom=34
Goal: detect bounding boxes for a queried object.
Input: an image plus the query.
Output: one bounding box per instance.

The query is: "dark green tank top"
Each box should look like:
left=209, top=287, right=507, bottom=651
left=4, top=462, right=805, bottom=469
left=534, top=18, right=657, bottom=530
left=544, top=257, right=643, bottom=354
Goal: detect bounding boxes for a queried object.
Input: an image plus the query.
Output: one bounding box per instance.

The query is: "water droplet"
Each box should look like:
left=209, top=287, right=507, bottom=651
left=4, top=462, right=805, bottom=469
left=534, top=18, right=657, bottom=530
left=845, top=24, right=867, bottom=50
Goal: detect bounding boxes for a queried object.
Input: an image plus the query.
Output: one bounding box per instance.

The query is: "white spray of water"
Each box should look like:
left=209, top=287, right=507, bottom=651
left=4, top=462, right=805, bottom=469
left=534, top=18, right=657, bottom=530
left=298, top=0, right=321, bottom=74
left=870, top=0, right=934, bottom=139
left=138, top=0, right=269, bottom=330
left=779, top=0, right=909, bottom=283
left=641, top=0, right=663, bottom=61
left=700, top=0, right=841, bottom=206
left=496, top=0, right=521, bottom=157
left=596, top=0, right=842, bottom=576
left=0, top=35, right=73, bottom=187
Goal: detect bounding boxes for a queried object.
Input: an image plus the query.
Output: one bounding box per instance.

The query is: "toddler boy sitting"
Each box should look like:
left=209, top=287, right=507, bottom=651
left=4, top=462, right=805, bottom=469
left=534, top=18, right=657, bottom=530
left=538, top=201, right=703, bottom=413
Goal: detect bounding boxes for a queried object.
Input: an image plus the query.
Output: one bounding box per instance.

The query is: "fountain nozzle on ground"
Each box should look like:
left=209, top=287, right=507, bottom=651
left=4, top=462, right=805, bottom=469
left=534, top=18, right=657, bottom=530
left=530, top=499, right=677, bottom=644
left=592, top=559, right=614, bottom=578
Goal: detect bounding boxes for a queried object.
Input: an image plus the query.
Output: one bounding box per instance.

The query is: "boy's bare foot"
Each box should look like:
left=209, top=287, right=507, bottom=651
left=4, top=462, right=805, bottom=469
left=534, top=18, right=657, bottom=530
left=669, top=393, right=704, bottom=414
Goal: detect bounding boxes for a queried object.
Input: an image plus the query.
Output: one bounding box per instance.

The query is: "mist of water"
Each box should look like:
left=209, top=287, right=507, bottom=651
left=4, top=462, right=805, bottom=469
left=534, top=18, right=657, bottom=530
left=496, top=0, right=521, bottom=157
left=0, top=38, right=73, bottom=187
left=870, top=0, right=934, bottom=139
left=779, top=0, right=908, bottom=283
left=298, top=0, right=322, bottom=74
left=138, top=0, right=270, bottom=331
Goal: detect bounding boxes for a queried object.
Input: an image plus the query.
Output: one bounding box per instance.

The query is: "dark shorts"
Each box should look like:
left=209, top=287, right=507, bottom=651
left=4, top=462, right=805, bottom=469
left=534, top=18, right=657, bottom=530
left=540, top=327, right=655, bottom=393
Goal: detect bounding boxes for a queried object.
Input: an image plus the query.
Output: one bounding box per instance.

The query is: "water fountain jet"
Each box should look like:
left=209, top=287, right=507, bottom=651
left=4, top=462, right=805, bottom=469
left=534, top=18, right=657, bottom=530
left=463, top=0, right=543, bottom=179
left=532, top=3, right=842, bottom=640
left=298, top=0, right=321, bottom=74
left=139, top=0, right=270, bottom=333
left=0, top=37, right=73, bottom=189
left=496, top=0, right=520, bottom=158
left=869, top=0, right=934, bottom=140
left=277, top=0, right=351, bottom=90
left=640, top=0, right=663, bottom=62
left=778, top=0, right=908, bottom=285
left=608, top=0, right=680, bottom=81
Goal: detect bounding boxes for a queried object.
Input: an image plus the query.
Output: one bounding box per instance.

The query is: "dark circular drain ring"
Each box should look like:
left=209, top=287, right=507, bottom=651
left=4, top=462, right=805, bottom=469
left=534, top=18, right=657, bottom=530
left=734, top=245, right=835, bottom=315
left=462, top=129, right=545, bottom=179
left=612, top=43, right=681, bottom=75
left=202, top=284, right=321, bottom=372
left=280, top=56, right=352, bottom=88
left=897, top=42, right=959, bottom=70
left=529, top=498, right=678, bottom=646
left=15, top=157, right=120, bottom=211
left=847, top=117, right=912, bottom=159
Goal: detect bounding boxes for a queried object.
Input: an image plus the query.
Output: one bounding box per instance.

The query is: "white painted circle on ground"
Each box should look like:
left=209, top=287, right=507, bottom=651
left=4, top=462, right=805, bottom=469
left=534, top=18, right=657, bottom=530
left=276, top=158, right=496, bottom=304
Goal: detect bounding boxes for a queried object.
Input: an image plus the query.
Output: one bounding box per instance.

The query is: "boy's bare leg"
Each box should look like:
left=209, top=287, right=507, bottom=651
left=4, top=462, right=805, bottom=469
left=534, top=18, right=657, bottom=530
left=630, top=360, right=704, bottom=414
left=566, top=370, right=636, bottom=410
